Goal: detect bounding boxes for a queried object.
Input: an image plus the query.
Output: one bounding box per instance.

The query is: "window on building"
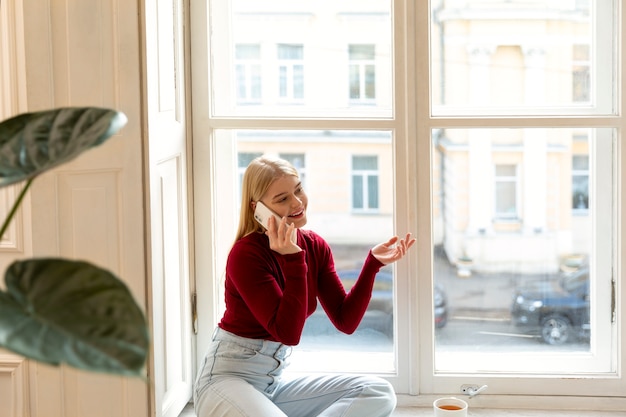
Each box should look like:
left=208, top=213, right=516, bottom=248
left=235, top=44, right=262, bottom=103
left=277, top=44, right=304, bottom=101
left=237, top=152, right=263, bottom=198
left=572, top=154, right=590, bottom=211
left=195, top=0, right=623, bottom=406
left=349, top=44, right=376, bottom=102
left=573, top=44, right=591, bottom=103
left=279, top=153, right=306, bottom=186
left=494, top=164, right=518, bottom=219
left=352, top=155, right=379, bottom=211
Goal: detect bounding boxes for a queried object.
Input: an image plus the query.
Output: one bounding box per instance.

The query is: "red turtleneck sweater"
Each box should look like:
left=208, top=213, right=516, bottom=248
left=218, top=229, right=383, bottom=346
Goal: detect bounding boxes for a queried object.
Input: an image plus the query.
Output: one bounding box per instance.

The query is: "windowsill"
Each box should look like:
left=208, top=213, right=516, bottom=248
left=181, top=403, right=623, bottom=417
left=396, top=395, right=626, bottom=415
left=394, top=409, right=623, bottom=416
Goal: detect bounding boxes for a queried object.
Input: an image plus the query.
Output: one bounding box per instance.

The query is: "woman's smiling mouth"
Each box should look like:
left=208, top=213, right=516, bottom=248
left=289, top=209, right=304, bottom=218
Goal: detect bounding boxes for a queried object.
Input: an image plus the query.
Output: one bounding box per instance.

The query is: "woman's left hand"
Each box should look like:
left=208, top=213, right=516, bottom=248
left=372, top=233, right=416, bottom=265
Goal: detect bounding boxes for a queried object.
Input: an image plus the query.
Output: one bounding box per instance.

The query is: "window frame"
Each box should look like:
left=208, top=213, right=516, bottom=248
left=189, top=0, right=626, bottom=409
left=417, top=0, right=624, bottom=403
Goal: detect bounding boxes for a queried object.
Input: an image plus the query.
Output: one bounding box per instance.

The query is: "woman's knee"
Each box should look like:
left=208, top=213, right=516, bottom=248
left=360, top=376, right=397, bottom=415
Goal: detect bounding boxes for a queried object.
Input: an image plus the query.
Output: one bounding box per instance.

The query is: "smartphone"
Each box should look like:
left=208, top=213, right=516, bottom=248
left=254, top=201, right=296, bottom=243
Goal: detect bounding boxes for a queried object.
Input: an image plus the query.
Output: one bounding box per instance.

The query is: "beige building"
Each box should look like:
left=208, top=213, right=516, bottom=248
left=233, top=0, right=591, bottom=273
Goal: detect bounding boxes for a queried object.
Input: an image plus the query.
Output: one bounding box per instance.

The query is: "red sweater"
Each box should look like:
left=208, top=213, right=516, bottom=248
left=218, top=229, right=383, bottom=345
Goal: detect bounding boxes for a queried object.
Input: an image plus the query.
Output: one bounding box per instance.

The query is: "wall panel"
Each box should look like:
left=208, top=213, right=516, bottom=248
left=18, top=0, right=150, bottom=415
left=0, top=355, right=28, bottom=417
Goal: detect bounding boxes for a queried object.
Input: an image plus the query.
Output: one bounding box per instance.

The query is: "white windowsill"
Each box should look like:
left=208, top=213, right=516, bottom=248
left=396, top=394, right=626, bottom=416
left=394, top=409, right=623, bottom=417
left=181, top=402, right=624, bottom=417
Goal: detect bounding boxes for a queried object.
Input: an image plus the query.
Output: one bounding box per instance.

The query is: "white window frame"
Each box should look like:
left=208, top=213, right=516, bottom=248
left=189, top=0, right=626, bottom=410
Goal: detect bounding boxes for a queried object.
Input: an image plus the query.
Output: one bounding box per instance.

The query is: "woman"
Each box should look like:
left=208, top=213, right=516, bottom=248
left=194, top=156, right=415, bottom=417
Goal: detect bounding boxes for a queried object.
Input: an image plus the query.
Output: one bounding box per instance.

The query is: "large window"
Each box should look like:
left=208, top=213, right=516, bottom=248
left=193, top=0, right=625, bottom=408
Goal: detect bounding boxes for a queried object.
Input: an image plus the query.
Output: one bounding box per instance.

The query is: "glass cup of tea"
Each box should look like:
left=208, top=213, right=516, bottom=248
left=433, top=397, right=468, bottom=416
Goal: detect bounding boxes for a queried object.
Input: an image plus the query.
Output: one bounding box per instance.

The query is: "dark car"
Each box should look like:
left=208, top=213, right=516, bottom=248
left=303, top=269, right=448, bottom=339
left=510, top=266, right=590, bottom=345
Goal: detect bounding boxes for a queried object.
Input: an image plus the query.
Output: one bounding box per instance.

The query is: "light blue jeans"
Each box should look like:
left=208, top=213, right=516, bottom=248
left=194, top=328, right=396, bottom=417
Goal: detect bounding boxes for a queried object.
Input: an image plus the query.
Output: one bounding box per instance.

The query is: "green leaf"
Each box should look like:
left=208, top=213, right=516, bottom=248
left=0, top=258, right=148, bottom=377
left=0, top=107, right=127, bottom=186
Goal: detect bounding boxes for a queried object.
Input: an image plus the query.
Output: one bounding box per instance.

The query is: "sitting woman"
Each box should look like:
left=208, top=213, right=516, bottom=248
left=194, top=156, right=415, bottom=417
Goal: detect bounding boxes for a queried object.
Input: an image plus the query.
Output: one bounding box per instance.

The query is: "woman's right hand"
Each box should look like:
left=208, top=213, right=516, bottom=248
left=266, top=216, right=301, bottom=254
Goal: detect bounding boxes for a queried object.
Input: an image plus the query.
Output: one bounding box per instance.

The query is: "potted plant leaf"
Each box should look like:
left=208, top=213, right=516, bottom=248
left=0, top=107, right=148, bottom=377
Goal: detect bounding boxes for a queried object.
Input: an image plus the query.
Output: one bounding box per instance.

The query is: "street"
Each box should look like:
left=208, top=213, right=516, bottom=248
left=299, top=314, right=589, bottom=354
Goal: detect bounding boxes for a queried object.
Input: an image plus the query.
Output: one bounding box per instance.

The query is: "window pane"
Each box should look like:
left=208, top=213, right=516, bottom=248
left=293, top=65, right=304, bottom=99
left=349, top=44, right=375, bottom=60
left=430, top=0, right=615, bottom=115
left=352, top=156, right=379, bottom=212
left=495, top=164, right=518, bottom=217
left=349, top=65, right=361, bottom=99
left=353, top=155, right=377, bottom=170
left=236, top=44, right=260, bottom=59
left=235, top=65, right=247, bottom=99
left=277, top=44, right=303, bottom=60
left=365, top=65, right=376, bottom=99
left=573, top=150, right=590, bottom=210
left=432, top=127, right=615, bottom=374
left=367, top=175, right=379, bottom=209
left=235, top=44, right=262, bottom=103
left=352, top=175, right=364, bottom=209
left=210, top=0, right=392, bottom=117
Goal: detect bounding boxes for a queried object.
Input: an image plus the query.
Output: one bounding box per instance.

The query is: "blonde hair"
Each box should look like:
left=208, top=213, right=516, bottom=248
left=235, top=156, right=300, bottom=241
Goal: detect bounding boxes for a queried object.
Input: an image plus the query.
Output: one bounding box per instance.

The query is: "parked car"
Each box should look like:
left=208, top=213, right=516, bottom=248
left=510, top=266, right=590, bottom=345
left=303, top=269, right=448, bottom=339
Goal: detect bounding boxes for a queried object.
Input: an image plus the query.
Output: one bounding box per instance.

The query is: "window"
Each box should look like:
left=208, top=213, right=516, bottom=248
left=573, top=155, right=590, bottom=211
left=193, top=0, right=625, bottom=407
left=352, top=155, right=379, bottom=211
left=494, top=164, right=518, bottom=219
left=573, top=44, right=591, bottom=103
left=428, top=0, right=618, bottom=396
left=279, top=153, right=306, bottom=187
left=349, top=44, right=376, bottom=102
left=235, top=44, right=262, bottom=103
left=237, top=152, right=262, bottom=194
left=277, top=44, right=304, bottom=101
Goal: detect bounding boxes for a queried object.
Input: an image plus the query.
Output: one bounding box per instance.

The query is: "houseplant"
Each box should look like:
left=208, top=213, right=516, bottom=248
left=0, top=107, right=148, bottom=377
